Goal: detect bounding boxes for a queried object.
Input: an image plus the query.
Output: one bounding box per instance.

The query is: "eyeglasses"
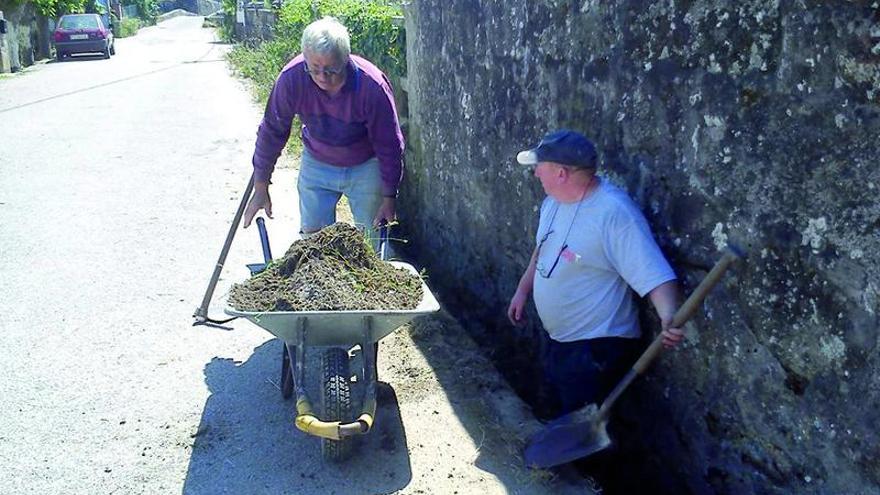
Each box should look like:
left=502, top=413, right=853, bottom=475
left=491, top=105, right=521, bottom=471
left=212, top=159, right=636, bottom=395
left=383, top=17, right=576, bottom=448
left=536, top=229, right=567, bottom=279
left=303, top=63, right=345, bottom=77
left=535, top=193, right=587, bottom=278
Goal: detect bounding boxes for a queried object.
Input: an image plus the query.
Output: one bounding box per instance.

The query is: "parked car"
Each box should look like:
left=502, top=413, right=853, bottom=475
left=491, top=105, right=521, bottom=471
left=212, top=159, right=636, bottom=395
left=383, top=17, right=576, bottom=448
left=53, top=14, right=115, bottom=61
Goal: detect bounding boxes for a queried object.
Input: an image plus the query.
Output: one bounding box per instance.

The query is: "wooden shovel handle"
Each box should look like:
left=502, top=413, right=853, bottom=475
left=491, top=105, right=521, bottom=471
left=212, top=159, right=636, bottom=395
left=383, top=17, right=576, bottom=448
left=631, top=247, right=743, bottom=375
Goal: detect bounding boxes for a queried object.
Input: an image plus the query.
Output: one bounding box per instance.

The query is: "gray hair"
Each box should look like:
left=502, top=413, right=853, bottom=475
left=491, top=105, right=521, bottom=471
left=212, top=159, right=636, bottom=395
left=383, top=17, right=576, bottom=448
left=301, top=17, right=351, bottom=62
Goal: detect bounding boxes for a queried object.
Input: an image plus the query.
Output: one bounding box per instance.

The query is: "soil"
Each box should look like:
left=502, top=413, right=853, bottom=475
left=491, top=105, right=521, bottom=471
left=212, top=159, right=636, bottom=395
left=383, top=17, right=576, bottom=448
left=375, top=311, right=599, bottom=494
left=228, top=222, right=423, bottom=312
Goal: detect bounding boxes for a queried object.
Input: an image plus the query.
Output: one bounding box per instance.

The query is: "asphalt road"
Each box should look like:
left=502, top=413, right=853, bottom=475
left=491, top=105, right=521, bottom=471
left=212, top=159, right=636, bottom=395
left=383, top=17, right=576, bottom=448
left=0, top=17, right=593, bottom=495
left=0, top=16, right=288, bottom=494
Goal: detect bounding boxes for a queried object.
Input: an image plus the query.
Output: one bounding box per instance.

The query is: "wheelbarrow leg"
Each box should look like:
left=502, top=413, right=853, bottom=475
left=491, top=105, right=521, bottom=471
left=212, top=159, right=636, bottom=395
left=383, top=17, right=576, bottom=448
left=372, top=342, right=379, bottom=382
left=280, top=341, right=295, bottom=399
left=359, top=316, right=378, bottom=430
left=293, top=318, right=307, bottom=403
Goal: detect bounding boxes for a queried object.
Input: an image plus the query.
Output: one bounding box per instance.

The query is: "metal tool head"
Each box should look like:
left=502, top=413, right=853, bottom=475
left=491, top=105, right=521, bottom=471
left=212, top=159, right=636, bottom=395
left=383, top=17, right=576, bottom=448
left=247, top=263, right=267, bottom=275
left=378, top=222, right=390, bottom=261
left=524, top=404, right=612, bottom=468
left=246, top=217, right=273, bottom=275
left=191, top=307, right=236, bottom=329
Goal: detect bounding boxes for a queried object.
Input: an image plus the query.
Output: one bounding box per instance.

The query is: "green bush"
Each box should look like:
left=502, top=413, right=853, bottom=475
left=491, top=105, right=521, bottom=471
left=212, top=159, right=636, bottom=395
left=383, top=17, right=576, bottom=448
left=227, top=0, right=404, bottom=158
left=279, top=0, right=404, bottom=79
left=228, top=0, right=405, bottom=106
left=3, top=0, right=89, bottom=17
left=217, top=0, right=236, bottom=42
left=217, top=15, right=235, bottom=43
left=229, top=37, right=301, bottom=102
left=116, top=16, right=141, bottom=37
left=122, top=0, right=158, bottom=24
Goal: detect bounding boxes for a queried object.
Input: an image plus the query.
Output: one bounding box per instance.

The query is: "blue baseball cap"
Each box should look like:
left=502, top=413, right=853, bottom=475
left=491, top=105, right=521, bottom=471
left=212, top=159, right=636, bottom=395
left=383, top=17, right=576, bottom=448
left=516, top=129, right=598, bottom=169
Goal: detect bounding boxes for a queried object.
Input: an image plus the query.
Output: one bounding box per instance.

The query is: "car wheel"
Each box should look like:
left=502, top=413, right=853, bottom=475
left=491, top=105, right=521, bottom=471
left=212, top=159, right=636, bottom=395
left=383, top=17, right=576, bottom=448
left=104, top=46, right=110, bottom=59
left=56, top=51, right=64, bottom=62
left=109, top=42, right=116, bottom=56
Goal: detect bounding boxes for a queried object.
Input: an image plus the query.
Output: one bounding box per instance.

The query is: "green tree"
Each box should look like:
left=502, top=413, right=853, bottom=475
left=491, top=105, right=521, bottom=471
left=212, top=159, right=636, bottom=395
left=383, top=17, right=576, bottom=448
left=0, top=0, right=90, bottom=17
left=121, top=0, right=158, bottom=23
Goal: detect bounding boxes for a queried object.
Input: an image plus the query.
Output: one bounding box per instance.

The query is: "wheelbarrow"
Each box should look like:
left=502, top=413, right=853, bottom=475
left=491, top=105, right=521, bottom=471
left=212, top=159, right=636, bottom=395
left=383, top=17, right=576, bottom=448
left=224, top=221, right=440, bottom=461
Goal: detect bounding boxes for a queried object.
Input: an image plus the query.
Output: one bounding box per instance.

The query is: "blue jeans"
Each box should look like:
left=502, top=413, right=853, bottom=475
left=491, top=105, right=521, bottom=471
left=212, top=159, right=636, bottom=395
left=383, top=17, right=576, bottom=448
left=296, top=149, right=383, bottom=239
left=541, top=337, right=641, bottom=419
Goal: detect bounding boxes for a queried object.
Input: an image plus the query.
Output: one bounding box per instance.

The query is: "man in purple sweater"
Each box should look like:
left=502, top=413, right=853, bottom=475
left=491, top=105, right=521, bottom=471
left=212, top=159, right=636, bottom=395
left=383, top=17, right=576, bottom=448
left=243, top=17, right=404, bottom=242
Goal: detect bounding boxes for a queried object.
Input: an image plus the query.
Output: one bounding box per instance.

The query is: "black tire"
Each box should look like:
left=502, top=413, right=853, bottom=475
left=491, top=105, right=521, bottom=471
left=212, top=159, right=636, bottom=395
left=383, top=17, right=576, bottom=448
left=321, top=347, right=352, bottom=462
left=103, top=46, right=110, bottom=59
left=56, top=52, right=64, bottom=62
left=109, top=42, right=116, bottom=56
left=280, top=342, right=294, bottom=400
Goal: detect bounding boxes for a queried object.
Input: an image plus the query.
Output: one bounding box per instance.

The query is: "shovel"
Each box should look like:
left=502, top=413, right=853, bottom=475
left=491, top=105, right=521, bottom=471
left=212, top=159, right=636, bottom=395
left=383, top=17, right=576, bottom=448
left=524, top=246, right=744, bottom=468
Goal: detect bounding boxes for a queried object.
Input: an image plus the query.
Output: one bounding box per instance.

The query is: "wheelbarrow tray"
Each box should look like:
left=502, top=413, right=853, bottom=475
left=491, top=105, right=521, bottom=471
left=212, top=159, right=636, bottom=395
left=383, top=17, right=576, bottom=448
left=223, top=261, right=439, bottom=346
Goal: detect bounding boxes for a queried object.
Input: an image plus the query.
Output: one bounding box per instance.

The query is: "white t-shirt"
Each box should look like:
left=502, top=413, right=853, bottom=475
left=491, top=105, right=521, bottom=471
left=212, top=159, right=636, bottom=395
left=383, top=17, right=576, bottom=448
left=532, top=178, right=676, bottom=342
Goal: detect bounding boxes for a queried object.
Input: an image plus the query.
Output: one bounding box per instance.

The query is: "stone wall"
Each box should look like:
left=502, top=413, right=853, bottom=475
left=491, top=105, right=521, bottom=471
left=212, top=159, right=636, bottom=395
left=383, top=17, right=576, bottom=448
left=400, top=1, right=880, bottom=494
left=234, top=3, right=275, bottom=43
left=0, top=4, right=50, bottom=73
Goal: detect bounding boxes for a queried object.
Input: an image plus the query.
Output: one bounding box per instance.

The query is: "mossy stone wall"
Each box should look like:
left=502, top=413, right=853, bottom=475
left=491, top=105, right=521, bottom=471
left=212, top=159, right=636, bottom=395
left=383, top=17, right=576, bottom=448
left=399, top=1, right=880, bottom=493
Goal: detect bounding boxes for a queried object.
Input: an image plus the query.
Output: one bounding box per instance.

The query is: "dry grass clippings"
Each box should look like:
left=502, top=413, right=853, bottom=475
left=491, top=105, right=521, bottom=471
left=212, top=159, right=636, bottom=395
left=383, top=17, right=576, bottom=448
left=228, top=223, right=423, bottom=312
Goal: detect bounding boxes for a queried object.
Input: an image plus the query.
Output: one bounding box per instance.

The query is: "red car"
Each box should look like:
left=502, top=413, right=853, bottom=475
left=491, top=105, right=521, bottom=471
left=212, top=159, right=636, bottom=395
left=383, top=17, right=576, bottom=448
left=53, top=13, right=115, bottom=61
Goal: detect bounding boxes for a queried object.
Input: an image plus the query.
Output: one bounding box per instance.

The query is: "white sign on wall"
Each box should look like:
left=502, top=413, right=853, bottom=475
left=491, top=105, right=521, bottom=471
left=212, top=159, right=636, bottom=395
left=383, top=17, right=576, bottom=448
left=236, top=0, right=245, bottom=24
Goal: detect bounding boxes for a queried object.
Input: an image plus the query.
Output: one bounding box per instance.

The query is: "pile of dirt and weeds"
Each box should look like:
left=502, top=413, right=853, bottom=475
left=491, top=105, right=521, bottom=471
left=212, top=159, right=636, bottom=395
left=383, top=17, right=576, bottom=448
left=229, top=222, right=423, bottom=312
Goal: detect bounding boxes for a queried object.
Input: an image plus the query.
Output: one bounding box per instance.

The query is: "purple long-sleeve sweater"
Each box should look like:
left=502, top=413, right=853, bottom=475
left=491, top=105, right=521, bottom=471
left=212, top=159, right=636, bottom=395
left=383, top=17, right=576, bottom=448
left=251, top=54, right=404, bottom=197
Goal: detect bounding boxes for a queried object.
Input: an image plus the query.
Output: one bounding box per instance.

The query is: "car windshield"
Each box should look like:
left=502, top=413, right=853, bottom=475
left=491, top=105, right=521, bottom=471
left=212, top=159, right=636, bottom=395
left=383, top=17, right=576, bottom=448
left=59, top=15, right=100, bottom=30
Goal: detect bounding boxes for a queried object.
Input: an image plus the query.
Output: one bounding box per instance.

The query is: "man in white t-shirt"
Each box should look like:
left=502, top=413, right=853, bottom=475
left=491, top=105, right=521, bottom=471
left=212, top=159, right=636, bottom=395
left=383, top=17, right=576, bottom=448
left=507, top=129, right=685, bottom=418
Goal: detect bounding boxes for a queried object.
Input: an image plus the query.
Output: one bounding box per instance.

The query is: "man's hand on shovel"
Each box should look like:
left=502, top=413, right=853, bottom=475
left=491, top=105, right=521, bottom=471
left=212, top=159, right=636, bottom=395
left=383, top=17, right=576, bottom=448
left=649, top=280, right=687, bottom=349
left=661, top=325, right=685, bottom=348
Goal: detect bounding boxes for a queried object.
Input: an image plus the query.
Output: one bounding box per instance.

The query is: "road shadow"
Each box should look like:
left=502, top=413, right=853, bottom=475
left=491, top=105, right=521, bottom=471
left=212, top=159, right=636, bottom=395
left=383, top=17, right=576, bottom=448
left=183, top=339, right=412, bottom=495
left=403, top=313, right=590, bottom=494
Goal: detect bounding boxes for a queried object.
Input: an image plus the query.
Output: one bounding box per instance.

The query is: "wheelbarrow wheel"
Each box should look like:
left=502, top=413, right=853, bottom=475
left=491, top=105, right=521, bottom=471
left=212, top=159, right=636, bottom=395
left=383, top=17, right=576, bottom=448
left=321, top=348, right=353, bottom=462
left=280, top=342, right=294, bottom=400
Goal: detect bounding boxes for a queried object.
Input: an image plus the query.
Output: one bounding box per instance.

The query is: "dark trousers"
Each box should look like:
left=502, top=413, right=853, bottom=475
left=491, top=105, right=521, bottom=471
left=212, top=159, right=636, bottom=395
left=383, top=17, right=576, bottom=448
left=541, top=336, right=642, bottom=419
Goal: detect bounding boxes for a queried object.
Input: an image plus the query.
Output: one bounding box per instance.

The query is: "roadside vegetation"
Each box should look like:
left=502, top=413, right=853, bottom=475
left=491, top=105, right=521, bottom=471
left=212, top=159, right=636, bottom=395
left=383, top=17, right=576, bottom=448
left=226, top=0, right=405, bottom=104
left=112, top=0, right=158, bottom=38
left=0, top=0, right=85, bottom=17
left=0, top=0, right=156, bottom=25
left=225, top=0, right=405, bottom=158
left=115, top=16, right=142, bottom=37
left=123, top=0, right=158, bottom=23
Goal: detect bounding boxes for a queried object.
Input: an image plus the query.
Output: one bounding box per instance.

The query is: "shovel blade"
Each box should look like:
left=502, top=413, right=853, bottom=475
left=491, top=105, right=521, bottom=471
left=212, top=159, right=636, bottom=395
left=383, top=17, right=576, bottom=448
left=247, top=263, right=267, bottom=275
left=524, top=415, right=612, bottom=468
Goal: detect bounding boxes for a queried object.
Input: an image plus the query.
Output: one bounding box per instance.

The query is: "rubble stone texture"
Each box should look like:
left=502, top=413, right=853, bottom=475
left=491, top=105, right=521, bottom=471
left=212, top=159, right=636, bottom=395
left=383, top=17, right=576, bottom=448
left=398, top=1, right=880, bottom=494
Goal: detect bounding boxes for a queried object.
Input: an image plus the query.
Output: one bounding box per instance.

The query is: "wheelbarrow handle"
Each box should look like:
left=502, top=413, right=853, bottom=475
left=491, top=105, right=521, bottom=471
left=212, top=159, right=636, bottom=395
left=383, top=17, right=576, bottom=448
left=256, top=217, right=272, bottom=263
